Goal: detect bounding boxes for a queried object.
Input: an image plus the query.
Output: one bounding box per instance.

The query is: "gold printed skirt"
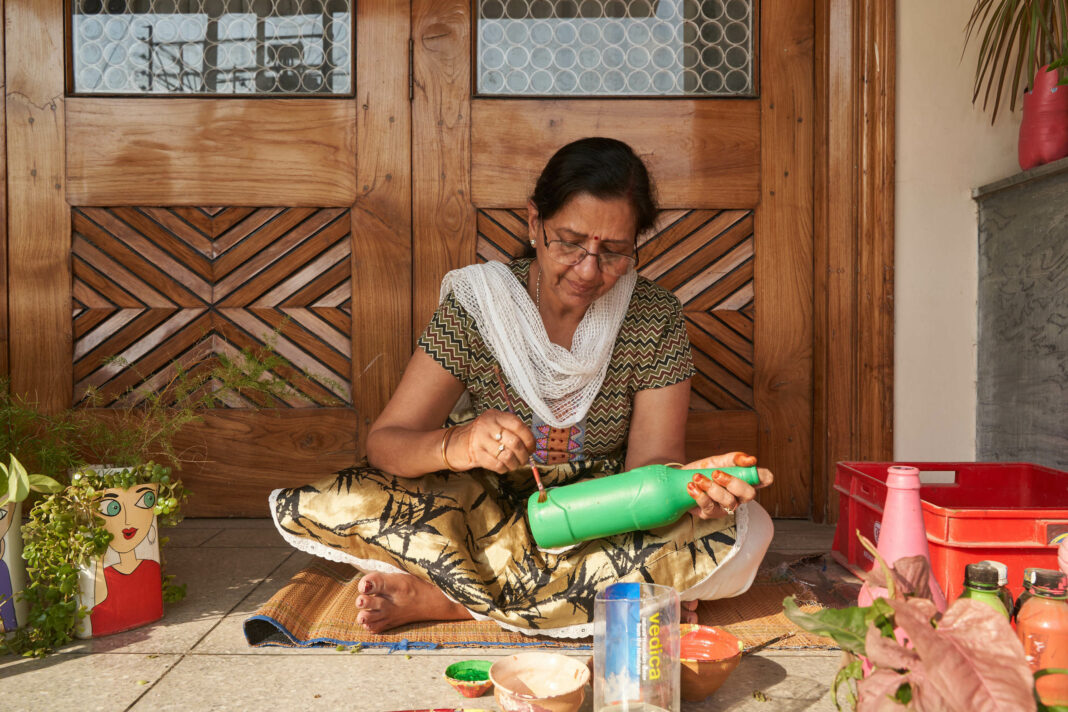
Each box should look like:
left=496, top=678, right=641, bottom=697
left=271, top=459, right=740, bottom=637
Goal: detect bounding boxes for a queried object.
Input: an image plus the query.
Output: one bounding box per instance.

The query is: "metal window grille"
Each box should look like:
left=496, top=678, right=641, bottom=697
left=477, top=0, right=755, bottom=96
left=71, top=0, right=353, bottom=95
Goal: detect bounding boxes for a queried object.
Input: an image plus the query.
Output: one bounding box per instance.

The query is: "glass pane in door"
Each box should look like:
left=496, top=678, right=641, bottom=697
left=476, top=0, right=755, bottom=96
left=71, top=0, right=353, bottom=95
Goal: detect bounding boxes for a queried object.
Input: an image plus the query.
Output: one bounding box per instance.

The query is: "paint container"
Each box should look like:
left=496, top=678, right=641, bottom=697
left=678, top=624, right=744, bottom=702
left=593, top=582, right=680, bottom=712
left=489, top=652, right=589, bottom=712
left=443, top=659, right=493, bottom=698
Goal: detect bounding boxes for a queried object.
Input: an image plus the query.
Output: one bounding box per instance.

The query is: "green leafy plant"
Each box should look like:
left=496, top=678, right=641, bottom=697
left=0, top=382, right=84, bottom=484
left=964, top=0, right=1068, bottom=121
left=1051, top=48, right=1068, bottom=84
left=74, top=337, right=305, bottom=471
left=5, top=463, right=185, bottom=657
left=784, top=533, right=1035, bottom=711
left=0, top=455, right=63, bottom=506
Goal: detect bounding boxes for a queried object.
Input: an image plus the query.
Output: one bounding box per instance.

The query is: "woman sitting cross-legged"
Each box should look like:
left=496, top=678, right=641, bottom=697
left=269, top=136, right=774, bottom=638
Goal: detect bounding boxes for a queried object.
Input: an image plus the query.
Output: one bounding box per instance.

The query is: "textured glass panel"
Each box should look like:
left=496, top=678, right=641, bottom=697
left=72, top=0, right=353, bottom=95
left=477, top=0, right=754, bottom=96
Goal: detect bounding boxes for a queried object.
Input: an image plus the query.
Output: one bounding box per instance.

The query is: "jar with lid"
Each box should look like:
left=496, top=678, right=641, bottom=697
left=1017, top=568, right=1068, bottom=706
left=959, top=562, right=1009, bottom=618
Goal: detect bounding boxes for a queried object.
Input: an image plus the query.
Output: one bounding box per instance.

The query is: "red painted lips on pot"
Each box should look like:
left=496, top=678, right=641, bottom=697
left=122, top=527, right=138, bottom=540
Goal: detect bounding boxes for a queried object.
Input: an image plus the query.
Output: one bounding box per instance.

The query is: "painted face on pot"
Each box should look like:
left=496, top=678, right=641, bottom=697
left=97, top=484, right=158, bottom=555
left=527, top=193, right=638, bottom=313
left=0, top=503, right=12, bottom=560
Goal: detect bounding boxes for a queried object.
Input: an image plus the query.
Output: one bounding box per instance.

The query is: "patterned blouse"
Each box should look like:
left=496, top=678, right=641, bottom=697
left=418, top=258, right=695, bottom=463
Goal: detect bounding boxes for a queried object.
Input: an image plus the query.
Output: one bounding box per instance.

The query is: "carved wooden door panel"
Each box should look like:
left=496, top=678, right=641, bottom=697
left=6, top=1, right=411, bottom=515
left=412, top=0, right=813, bottom=517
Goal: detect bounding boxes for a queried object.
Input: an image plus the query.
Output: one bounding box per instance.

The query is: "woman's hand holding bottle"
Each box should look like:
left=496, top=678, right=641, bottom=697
left=681, top=451, right=773, bottom=519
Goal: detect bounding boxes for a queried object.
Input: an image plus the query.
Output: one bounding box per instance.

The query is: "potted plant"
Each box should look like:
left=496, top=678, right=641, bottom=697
left=0, top=456, right=61, bottom=634
left=3, top=337, right=301, bottom=655
left=7, top=462, right=183, bottom=656
left=965, top=0, right=1068, bottom=169
left=784, top=534, right=1037, bottom=710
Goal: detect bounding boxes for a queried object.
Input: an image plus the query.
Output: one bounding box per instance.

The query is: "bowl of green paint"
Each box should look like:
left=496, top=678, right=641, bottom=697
left=444, top=659, right=494, bottom=698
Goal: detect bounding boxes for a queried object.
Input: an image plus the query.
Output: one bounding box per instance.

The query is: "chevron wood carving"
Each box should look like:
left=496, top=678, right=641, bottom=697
left=72, top=207, right=353, bottom=407
left=476, top=208, right=754, bottom=411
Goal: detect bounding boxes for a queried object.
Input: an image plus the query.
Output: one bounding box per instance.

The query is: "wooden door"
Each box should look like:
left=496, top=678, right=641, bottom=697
left=5, top=1, right=411, bottom=516
left=412, top=0, right=813, bottom=517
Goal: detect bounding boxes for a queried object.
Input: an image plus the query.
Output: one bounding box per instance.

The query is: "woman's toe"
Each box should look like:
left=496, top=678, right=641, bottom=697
left=358, top=574, right=379, bottom=595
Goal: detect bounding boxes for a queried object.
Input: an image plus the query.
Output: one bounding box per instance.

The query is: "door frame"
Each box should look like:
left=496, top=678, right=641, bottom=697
left=0, top=0, right=895, bottom=521
left=812, top=0, right=896, bottom=522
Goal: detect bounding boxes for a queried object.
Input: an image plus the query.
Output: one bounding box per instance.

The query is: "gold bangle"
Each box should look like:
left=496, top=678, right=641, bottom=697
left=665, top=462, right=685, bottom=469
left=440, top=427, right=459, bottom=471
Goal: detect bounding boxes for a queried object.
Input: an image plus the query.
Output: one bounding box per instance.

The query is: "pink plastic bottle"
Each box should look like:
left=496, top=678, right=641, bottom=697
left=857, top=466, right=947, bottom=611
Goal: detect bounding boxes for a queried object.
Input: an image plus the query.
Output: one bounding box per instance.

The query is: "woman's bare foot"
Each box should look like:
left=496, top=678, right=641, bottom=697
left=682, top=599, right=699, bottom=624
left=355, top=571, right=473, bottom=633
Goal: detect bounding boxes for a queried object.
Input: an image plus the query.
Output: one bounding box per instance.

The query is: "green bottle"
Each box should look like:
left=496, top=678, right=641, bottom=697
left=526, top=463, right=759, bottom=549
left=959, top=562, right=1009, bottom=618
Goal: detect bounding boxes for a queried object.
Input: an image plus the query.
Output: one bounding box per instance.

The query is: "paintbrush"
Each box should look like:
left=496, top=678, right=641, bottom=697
left=492, top=365, right=547, bottom=502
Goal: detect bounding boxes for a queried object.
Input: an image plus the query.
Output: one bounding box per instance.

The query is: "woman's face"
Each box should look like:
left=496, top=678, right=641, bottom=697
left=97, top=484, right=158, bottom=555
left=528, top=193, right=638, bottom=312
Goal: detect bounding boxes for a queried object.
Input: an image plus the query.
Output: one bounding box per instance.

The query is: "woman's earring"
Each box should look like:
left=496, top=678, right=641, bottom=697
left=529, top=239, right=536, bottom=247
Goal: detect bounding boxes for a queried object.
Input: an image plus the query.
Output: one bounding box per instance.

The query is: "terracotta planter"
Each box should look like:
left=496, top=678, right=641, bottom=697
left=0, top=500, right=28, bottom=632
left=1019, top=65, right=1068, bottom=171
left=75, top=482, right=163, bottom=638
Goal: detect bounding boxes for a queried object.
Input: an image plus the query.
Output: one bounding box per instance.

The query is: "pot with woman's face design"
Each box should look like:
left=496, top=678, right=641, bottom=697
left=0, top=500, right=28, bottom=632
left=76, top=483, right=164, bottom=638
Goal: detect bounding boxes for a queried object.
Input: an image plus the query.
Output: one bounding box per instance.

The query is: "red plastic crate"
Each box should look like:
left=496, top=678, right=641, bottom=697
left=831, top=461, right=1068, bottom=601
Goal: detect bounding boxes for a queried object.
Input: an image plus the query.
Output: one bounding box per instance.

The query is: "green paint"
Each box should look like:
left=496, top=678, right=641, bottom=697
left=450, top=668, right=489, bottom=682
left=445, top=659, right=493, bottom=683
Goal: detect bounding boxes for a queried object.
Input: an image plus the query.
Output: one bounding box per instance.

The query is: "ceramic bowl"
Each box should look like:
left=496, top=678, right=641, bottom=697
left=444, top=659, right=494, bottom=698
left=489, top=652, right=590, bottom=712
left=679, top=623, right=744, bottom=702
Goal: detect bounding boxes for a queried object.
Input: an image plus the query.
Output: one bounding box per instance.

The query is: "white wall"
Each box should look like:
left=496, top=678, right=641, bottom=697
left=894, top=0, right=1022, bottom=460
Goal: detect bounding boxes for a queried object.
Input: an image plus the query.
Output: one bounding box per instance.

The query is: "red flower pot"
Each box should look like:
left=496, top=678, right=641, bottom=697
left=1019, top=65, right=1068, bottom=171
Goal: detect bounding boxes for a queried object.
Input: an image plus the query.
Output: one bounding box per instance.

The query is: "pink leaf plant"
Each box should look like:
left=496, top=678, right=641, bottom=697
left=784, top=532, right=1035, bottom=711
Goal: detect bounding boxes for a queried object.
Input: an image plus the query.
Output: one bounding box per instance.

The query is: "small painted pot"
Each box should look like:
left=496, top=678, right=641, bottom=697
left=444, top=659, right=494, bottom=697
left=76, top=482, right=164, bottom=638
left=679, top=623, right=744, bottom=702
left=0, top=500, right=28, bottom=632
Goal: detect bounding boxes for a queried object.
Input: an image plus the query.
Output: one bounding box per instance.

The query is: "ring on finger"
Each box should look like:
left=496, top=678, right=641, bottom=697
left=493, top=431, right=503, bottom=441
left=496, top=443, right=506, bottom=455
left=723, top=503, right=737, bottom=515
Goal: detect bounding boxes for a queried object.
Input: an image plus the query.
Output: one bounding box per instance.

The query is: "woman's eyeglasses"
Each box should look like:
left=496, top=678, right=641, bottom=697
left=541, top=224, right=636, bottom=276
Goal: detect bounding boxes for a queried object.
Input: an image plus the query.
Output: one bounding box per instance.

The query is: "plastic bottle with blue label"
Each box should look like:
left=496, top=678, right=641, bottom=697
left=594, top=582, right=680, bottom=712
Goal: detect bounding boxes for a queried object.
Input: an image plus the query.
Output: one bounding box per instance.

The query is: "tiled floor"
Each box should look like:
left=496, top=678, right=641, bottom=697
left=1, top=518, right=844, bottom=711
